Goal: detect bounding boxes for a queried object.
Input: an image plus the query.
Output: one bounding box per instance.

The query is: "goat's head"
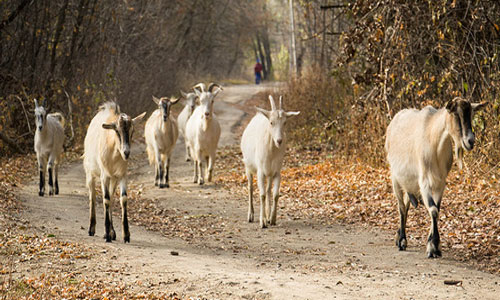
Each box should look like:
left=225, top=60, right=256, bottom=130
left=34, top=99, right=48, bottom=131
left=445, top=97, right=486, bottom=167
left=180, top=90, right=198, bottom=112
left=153, top=96, right=180, bottom=122
left=256, top=95, right=300, bottom=148
left=193, top=83, right=223, bottom=120
left=102, top=112, right=146, bottom=160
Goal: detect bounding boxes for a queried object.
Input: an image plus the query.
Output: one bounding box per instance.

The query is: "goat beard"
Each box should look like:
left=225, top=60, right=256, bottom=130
left=455, top=146, right=464, bottom=170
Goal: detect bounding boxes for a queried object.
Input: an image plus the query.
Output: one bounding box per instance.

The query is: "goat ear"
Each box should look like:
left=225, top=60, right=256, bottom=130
left=286, top=111, right=300, bottom=117
left=152, top=96, right=161, bottom=105
left=256, top=107, right=271, bottom=119
left=208, top=83, right=222, bottom=93
left=34, top=99, right=39, bottom=107
left=212, top=87, right=222, bottom=98
left=445, top=100, right=456, bottom=112
left=472, top=102, right=487, bottom=112
left=132, top=112, right=147, bottom=124
left=170, top=97, right=181, bottom=105
left=102, top=123, right=116, bottom=130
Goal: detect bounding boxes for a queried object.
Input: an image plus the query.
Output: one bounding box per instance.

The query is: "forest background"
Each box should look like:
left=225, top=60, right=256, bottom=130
left=0, top=0, right=499, bottom=276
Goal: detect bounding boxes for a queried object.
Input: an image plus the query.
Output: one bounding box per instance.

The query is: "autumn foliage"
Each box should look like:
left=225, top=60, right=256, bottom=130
left=215, top=146, right=500, bottom=274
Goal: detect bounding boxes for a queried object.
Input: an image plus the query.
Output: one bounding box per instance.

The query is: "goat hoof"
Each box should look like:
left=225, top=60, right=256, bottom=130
left=427, top=249, right=442, bottom=258
left=186, top=157, right=191, bottom=162
left=198, top=180, right=204, bottom=185
left=55, top=189, right=59, bottom=195
left=397, top=238, right=407, bottom=251
left=39, top=191, right=44, bottom=197
left=154, top=182, right=158, bottom=187
left=165, top=183, right=170, bottom=188
left=49, top=190, right=54, bottom=196
left=248, top=214, right=254, bottom=223
left=159, top=184, right=165, bottom=189
left=124, top=236, right=130, bottom=243
left=88, top=230, right=95, bottom=236
left=105, top=234, right=112, bottom=243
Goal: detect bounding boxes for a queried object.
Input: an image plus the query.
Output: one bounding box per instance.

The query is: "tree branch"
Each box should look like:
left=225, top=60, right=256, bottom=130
left=0, top=131, right=25, bottom=154
left=0, top=0, right=32, bottom=32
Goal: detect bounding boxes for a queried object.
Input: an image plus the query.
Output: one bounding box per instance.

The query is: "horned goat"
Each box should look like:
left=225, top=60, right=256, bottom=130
left=83, top=101, right=146, bottom=243
left=385, top=97, right=485, bottom=258
left=177, top=91, right=198, bottom=161
left=34, top=99, right=65, bottom=196
left=145, top=96, right=180, bottom=188
left=185, top=83, right=223, bottom=185
left=240, top=95, right=299, bottom=228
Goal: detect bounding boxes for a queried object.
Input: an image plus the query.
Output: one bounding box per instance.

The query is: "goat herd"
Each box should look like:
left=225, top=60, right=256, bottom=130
left=33, top=84, right=485, bottom=258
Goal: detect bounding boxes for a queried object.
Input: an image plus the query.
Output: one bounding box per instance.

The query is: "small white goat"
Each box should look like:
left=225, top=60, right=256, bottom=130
left=177, top=91, right=198, bottom=161
left=385, top=97, right=485, bottom=258
left=83, top=102, right=145, bottom=243
left=145, top=96, right=180, bottom=188
left=241, top=95, right=299, bottom=228
left=34, top=99, right=65, bottom=196
left=185, top=83, right=222, bottom=185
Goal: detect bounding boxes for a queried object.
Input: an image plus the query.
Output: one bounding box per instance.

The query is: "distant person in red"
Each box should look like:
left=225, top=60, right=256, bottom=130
left=254, top=60, right=263, bottom=84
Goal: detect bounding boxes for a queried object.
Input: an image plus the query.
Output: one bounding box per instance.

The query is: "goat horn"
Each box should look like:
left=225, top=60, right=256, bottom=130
left=208, top=83, right=222, bottom=93
left=268, top=95, right=276, bottom=111
left=279, top=96, right=283, bottom=110
left=193, top=83, right=206, bottom=93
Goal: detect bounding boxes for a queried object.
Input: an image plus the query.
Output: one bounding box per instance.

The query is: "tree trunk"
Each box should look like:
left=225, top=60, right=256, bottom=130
left=49, top=0, right=69, bottom=78
left=255, top=34, right=267, bottom=79
left=289, top=0, right=297, bottom=75
left=261, top=29, right=273, bottom=80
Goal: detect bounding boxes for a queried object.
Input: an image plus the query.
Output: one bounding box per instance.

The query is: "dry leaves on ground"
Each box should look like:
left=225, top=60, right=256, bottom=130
left=215, top=145, right=500, bottom=274
left=0, top=155, right=185, bottom=299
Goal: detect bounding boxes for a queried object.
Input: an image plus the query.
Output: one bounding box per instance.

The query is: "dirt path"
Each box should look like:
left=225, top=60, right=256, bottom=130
left=19, top=84, right=499, bottom=299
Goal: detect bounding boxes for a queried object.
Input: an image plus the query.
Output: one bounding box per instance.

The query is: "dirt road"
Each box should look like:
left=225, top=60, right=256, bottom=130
left=19, top=84, right=499, bottom=299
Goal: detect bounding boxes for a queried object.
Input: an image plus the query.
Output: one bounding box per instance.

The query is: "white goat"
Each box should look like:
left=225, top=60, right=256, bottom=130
left=145, top=96, right=180, bottom=188
left=241, top=95, right=300, bottom=228
left=185, top=83, right=222, bottom=185
left=83, top=102, right=145, bottom=243
left=177, top=91, right=198, bottom=161
left=385, top=97, right=485, bottom=258
left=34, top=99, right=65, bottom=196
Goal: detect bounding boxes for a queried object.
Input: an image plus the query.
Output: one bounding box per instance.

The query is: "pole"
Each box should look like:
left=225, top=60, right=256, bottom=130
left=289, top=0, right=297, bottom=75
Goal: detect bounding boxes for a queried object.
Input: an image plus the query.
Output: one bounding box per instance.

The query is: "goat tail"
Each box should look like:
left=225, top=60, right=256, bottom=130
left=48, top=112, right=66, bottom=128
